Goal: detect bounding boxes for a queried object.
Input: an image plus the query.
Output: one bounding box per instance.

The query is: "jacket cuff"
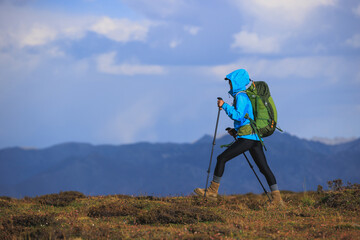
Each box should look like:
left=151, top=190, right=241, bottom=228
left=222, top=102, right=230, bottom=111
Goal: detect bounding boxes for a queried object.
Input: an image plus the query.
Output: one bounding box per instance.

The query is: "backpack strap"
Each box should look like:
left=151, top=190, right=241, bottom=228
left=233, top=91, right=246, bottom=107
left=244, top=113, right=267, bottom=151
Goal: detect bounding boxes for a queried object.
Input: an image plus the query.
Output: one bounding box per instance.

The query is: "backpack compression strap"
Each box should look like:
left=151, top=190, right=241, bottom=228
left=244, top=113, right=267, bottom=151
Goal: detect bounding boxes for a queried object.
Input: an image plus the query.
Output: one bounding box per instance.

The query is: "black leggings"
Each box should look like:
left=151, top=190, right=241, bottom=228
left=214, top=138, right=276, bottom=187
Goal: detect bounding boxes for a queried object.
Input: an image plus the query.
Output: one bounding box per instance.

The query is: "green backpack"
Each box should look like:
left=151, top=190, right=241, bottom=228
left=236, top=80, right=282, bottom=149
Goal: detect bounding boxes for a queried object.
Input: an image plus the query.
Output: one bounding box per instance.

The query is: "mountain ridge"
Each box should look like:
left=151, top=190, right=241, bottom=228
left=1, top=132, right=359, bottom=198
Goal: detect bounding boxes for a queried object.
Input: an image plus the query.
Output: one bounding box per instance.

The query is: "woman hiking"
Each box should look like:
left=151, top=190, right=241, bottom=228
left=194, top=68, right=284, bottom=206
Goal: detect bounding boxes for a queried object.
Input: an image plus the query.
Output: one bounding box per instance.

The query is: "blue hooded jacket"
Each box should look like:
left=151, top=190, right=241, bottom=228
left=222, top=69, right=260, bottom=141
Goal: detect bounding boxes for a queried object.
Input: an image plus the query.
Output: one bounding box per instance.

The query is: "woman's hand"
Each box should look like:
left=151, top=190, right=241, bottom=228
left=217, top=99, right=224, bottom=109
left=227, top=128, right=237, bottom=138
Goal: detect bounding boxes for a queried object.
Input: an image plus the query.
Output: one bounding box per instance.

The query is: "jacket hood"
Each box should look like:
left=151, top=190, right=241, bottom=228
left=226, top=69, right=250, bottom=97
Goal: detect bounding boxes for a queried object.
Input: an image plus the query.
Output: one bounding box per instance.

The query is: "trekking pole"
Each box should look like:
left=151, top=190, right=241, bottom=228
left=204, top=97, right=223, bottom=198
left=225, top=127, right=272, bottom=202
left=242, top=153, right=272, bottom=202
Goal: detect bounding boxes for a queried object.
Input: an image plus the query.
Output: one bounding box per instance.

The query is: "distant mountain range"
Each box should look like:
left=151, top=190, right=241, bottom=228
left=1, top=132, right=359, bottom=198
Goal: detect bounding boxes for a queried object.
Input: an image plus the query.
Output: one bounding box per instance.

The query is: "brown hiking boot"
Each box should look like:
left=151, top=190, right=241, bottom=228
left=270, top=190, right=285, bottom=207
left=194, top=181, right=220, bottom=200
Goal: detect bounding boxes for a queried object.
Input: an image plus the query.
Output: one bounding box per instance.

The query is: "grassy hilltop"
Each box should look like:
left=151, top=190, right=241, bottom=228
left=1, top=180, right=359, bottom=239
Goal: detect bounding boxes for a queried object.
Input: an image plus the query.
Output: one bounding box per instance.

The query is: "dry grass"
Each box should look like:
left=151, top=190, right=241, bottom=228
left=1, top=184, right=360, bottom=239
left=32, top=191, right=86, bottom=207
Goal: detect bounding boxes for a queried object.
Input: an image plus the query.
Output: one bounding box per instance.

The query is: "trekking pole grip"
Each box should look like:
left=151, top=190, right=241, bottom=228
left=217, top=97, right=223, bottom=110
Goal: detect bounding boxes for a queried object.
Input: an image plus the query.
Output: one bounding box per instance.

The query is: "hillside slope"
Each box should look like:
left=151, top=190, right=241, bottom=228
left=1, top=186, right=360, bottom=239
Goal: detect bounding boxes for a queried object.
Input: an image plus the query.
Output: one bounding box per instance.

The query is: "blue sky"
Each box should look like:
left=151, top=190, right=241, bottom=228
left=0, top=0, right=359, bottom=148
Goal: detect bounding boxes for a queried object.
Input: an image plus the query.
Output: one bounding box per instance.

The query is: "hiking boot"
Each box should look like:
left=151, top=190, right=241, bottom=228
left=194, top=181, right=220, bottom=200
left=270, top=190, right=285, bottom=207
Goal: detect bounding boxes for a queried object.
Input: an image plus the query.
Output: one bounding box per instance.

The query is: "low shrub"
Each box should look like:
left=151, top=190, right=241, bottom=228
left=135, top=196, right=161, bottom=201
left=11, top=213, right=56, bottom=227
left=327, top=179, right=344, bottom=191
left=246, top=200, right=266, bottom=210
left=317, top=189, right=360, bottom=210
left=88, top=201, right=139, bottom=218
left=0, top=196, right=13, bottom=201
left=220, top=194, right=267, bottom=210
left=189, top=223, right=234, bottom=237
left=189, top=196, right=220, bottom=207
left=301, top=196, right=315, bottom=207
left=114, top=194, right=133, bottom=199
left=135, top=204, right=224, bottom=225
left=34, top=191, right=86, bottom=207
left=0, top=199, right=11, bottom=208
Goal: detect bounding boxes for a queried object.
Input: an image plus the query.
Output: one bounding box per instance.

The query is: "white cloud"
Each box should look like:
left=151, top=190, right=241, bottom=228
left=61, top=24, right=88, bottom=40
left=231, top=31, right=280, bottom=54
left=345, top=34, right=360, bottom=48
left=169, top=39, right=181, bottom=48
left=90, top=17, right=152, bottom=43
left=46, top=47, right=65, bottom=58
left=252, top=0, right=336, bottom=11
left=232, top=0, right=337, bottom=25
left=0, top=50, right=41, bottom=72
left=0, top=5, right=154, bottom=49
left=353, top=4, right=360, bottom=17
left=0, top=4, right=160, bottom=76
left=20, top=25, right=57, bottom=47
left=96, top=51, right=165, bottom=75
left=184, top=25, right=200, bottom=35
left=210, top=56, right=359, bottom=84
left=0, top=5, right=93, bottom=48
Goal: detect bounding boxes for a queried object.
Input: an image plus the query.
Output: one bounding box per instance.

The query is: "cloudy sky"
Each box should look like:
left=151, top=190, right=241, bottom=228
left=0, top=0, right=359, bottom=148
